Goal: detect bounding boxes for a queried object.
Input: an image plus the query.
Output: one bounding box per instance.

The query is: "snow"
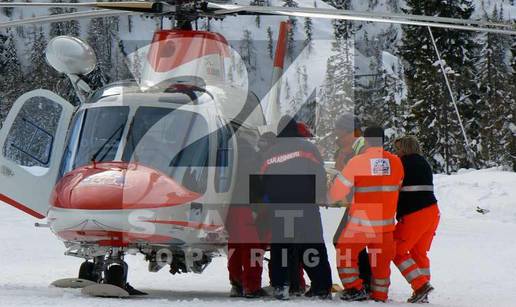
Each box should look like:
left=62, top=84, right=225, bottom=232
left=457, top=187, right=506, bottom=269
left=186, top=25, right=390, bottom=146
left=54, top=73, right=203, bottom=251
left=435, top=167, right=516, bottom=223
left=1, top=168, right=516, bottom=306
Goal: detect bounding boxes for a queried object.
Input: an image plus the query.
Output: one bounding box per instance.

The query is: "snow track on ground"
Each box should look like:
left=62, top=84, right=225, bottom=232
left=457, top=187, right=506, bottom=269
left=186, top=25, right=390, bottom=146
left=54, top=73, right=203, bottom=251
left=1, top=168, right=515, bottom=306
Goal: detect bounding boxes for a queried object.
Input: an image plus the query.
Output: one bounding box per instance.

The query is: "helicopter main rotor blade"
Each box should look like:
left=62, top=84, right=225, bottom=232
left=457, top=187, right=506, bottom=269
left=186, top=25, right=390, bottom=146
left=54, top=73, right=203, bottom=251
left=208, top=4, right=516, bottom=35
left=208, top=3, right=513, bottom=29
left=0, top=1, right=166, bottom=13
left=0, top=9, right=140, bottom=30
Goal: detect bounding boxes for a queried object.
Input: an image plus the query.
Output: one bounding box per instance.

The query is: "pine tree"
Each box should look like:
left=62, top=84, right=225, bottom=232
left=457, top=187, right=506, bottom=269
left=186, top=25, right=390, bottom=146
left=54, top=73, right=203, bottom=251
left=303, top=17, right=313, bottom=51
left=317, top=38, right=354, bottom=159
left=250, top=1, right=264, bottom=28
left=283, top=0, right=298, bottom=59
left=290, top=64, right=309, bottom=114
left=400, top=0, right=478, bottom=173
left=267, top=26, right=274, bottom=59
left=127, top=15, right=133, bottom=33
left=46, top=0, right=80, bottom=104
left=510, top=37, right=516, bottom=171
left=65, top=0, right=81, bottom=37
left=0, top=29, right=24, bottom=122
left=283, top=77, right=291, bottom=102
left=475, top=5, right=515, bottom=169
left=48, top=0, right=80, bottom=37
left=353, top=22, right=405, bottom=142
left=387, top=0, right=400, bottom=12
left=359, top=50, right=406, bottom=143
left=1, top=0, right=14, bottom=17
left=130, top=46, right=143, bottom=83
left=15, top=10, right=26, bottom=39
left=49, top=0, right=66, bottom=38
left=368, top=0, right=379, bottom=9
left=255, top=16, right=261, bottom=28
left=326, top=0, right=353, bottom=40
left=26, top=26, right=56, bottom=90
left=110, top=29, right=132, bottom=81
left=86, top=18, right=113, bottom=88
left=239, top=29, right=256, bottom=70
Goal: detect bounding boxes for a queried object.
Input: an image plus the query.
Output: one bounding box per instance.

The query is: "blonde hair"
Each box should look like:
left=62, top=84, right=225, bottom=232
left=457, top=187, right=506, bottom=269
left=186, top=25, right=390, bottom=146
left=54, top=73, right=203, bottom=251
left=395, top=135, right=422, bottom=155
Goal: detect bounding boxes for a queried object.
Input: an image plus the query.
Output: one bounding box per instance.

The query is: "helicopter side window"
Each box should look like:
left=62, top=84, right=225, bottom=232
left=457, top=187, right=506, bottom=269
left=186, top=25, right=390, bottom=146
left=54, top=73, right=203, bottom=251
left=123, top=107, right=209, bottom=194
left=214, top=120, right=234, bottom=193
left=3, top=97, right=62, bottom=173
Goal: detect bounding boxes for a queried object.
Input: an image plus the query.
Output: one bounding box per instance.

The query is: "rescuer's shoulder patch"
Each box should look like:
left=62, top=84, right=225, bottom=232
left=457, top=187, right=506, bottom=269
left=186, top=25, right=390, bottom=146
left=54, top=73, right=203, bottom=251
left=370, top=158, right=391, bottom=176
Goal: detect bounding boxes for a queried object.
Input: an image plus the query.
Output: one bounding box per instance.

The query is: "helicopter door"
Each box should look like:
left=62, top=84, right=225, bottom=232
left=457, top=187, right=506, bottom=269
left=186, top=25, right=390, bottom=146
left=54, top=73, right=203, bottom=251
left=0, top=90, right=74, bottom=219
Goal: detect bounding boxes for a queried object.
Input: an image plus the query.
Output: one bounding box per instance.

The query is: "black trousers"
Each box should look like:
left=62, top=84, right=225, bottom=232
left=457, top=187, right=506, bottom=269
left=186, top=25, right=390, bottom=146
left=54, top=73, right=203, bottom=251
left=358, top=248, right=372, bottom=287
left=270, top=243, right=332, bottom=292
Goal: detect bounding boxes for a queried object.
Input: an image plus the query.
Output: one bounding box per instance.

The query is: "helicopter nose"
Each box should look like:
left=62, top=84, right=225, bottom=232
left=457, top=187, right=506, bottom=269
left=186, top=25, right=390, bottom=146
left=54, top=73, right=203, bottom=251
left=51, top=162, right=201, bottom=210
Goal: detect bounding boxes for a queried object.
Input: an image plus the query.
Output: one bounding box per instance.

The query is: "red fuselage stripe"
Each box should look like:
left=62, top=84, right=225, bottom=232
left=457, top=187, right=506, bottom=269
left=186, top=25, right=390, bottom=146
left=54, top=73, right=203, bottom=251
left=0, top=194, right=45, bottom=219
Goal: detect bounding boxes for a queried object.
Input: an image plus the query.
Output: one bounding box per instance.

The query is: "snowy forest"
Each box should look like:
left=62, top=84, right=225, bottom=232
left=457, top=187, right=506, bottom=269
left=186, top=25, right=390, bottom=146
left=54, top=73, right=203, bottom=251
left=0, top=0, right=515, bottom=174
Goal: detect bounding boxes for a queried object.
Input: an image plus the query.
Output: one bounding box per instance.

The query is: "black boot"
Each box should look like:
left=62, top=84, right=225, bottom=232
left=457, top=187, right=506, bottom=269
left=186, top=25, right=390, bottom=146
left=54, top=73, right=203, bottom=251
left=230, top=284, right=244, bottom=297
left=244, top=288, right=269, bottom=299
left=407, top=282, right=434, bottom=303
left=339, top=287, right=369, bottom=301
left=305, top=288, right=332, bottom=300
left=273, top=286, right=290, bottom=300
left=289, top=285, right=306, bottom=297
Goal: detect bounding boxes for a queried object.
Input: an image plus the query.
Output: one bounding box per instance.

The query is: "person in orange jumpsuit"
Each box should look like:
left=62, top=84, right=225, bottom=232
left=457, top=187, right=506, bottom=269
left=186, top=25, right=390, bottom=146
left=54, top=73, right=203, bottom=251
left=331, top=114, right=372, bottom=293
left=393, top=136, right=440, bottom=303
left=329, top=126, right=404, bottom=302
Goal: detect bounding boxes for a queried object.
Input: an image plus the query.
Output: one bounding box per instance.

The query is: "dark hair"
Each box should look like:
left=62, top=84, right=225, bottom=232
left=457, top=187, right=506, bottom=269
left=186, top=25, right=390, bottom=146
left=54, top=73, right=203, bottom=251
left=363, top=126, right=385, bottom=146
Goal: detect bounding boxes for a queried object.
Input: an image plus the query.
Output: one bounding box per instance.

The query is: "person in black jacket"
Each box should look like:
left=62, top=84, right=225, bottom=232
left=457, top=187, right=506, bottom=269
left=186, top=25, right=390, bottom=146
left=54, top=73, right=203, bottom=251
left=259, top=116, right=332, bottom=300
left=393, top=136, right=440, bottom=304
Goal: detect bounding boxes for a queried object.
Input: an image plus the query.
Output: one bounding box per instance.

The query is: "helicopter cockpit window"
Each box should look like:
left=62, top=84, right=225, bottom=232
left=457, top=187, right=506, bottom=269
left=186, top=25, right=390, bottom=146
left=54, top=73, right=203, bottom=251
left=123, top=107, right=209, bottom=194
left=59, top=106, right=129, bottom=177
left=3, top=97, right=62, bottom=174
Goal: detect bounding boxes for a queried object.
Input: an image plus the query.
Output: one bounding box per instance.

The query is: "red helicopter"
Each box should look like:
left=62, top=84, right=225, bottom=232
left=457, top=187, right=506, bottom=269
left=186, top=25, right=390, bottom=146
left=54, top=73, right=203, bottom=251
left=0, top=0, right=513, bottom=298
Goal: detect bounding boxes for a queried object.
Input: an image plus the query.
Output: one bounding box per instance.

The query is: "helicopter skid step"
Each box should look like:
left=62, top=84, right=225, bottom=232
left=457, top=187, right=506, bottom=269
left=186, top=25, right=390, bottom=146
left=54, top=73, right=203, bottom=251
left=81, top=284, right=130, bottom=298
left=51, top=278, right=97, bottom=289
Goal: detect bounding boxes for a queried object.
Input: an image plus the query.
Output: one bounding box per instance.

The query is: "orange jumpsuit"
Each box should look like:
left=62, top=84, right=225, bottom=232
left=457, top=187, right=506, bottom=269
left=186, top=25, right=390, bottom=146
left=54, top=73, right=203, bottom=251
left=393, top=153, right=440, bottom=292
left=394, top=204, right=439, bottom=291
left=329, top=147, right=404, bottom=301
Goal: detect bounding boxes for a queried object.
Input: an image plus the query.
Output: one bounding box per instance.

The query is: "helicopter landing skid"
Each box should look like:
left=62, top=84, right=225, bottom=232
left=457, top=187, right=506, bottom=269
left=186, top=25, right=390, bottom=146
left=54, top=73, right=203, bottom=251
left=81, top=284, right=129, bottom=298
left=51, top=278, right=97, bottom=289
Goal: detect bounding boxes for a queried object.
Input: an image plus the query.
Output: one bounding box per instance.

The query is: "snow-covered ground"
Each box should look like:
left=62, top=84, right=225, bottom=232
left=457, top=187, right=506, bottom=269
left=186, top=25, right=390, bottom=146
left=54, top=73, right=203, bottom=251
left=1, top=168, right=515, bottom=306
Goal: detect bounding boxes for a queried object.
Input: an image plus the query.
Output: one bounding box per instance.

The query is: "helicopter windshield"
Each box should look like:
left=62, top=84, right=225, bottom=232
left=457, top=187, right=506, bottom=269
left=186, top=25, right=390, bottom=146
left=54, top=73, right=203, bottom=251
left=59, top=106, right=130, bottom=178
left=122, top=107, right=209, bottom=194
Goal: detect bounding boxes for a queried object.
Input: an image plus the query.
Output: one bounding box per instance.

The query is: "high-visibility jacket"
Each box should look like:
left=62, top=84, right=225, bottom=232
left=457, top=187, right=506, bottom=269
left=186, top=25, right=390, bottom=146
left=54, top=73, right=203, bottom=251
left=329, top=147, right=404, bottom=233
